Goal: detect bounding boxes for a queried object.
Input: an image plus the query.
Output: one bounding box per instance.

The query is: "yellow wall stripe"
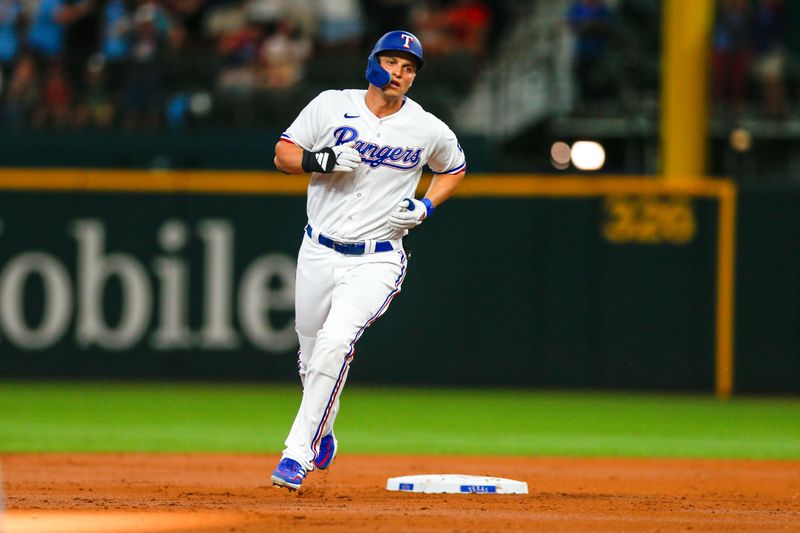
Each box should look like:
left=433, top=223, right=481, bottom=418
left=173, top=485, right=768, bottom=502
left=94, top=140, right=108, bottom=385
left=0, top=169, right=731, bottom=197
left=715, top=182, right=737, bottom=399
left=0, top=169, right=309, bottom=195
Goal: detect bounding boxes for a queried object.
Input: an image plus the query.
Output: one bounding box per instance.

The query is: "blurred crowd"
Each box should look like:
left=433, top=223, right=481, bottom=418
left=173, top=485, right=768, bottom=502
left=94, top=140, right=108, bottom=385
left=565, top=0, right=660, bottom=115
left=565, top=0, right=793, bottom=120
left=2, top=0, right=796, bottom=134
left=0, top=0, right=494, bottom=131
left=712, top=0, right=787, bottom=119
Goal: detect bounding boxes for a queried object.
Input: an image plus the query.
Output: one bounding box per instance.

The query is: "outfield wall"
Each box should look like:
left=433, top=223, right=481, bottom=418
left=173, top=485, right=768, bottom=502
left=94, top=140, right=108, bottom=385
left=0, top=171, right=796, bottom=393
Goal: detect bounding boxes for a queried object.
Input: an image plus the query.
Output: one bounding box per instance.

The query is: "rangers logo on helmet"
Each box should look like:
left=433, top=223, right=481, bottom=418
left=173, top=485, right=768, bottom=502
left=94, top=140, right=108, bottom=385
left=365, top=30, right=424, bottom=88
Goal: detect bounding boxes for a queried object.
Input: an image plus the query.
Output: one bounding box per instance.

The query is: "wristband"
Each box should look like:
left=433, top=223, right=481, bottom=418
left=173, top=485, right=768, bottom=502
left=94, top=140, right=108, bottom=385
left=421, top=198, right=436, bottom=217
left=302, top=148, right=335, bottom=173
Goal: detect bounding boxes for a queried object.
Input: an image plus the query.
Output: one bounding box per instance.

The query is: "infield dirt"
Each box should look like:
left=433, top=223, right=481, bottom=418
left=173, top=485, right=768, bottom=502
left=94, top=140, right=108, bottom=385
left=1, top=453, right=799, bottom=532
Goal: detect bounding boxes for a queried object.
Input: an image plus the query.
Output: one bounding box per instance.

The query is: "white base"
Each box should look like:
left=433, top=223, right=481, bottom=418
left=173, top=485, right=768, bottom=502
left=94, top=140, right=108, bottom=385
left=386, top=474, right=528, bottom=494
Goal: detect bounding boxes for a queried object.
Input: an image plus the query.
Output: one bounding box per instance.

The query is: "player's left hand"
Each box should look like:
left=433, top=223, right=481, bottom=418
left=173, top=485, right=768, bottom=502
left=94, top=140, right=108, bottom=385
left=388, top=198, right=434, bottom=230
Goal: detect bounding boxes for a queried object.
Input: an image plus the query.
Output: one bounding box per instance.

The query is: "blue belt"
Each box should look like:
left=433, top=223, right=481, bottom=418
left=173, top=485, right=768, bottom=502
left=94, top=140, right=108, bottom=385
left=306, top=225, right=395, bottom=255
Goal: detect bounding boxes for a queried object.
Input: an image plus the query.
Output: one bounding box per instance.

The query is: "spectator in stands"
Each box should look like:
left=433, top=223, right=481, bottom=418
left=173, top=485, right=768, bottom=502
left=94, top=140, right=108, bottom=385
left=3, top=52, right=37, bottom=127
left=0, top=0, right=22, bottom=104
left=23, top=0, right=93, bottom=122
left=64, top=0, right=103, bottom=96
left=244, top=0, right=286, bottom=26
left=440, top=0, right=491, bottom=58
left=414, top=0, right=490, bottom=58
left=100, top=0, right=133, bottom=119
left=314, top=0, right=363, bottom=52
left=101, top=0, right=133, bottom=79
left=165, top=0, right=211, bottom=51
left=26, top=0, right=94, bottom=65
left=566, top=0, right=615, bottom=108
left=243, top=0, right=314, bottom=39
left=412, top=1, right=451, bottom=56
left=31, top=58, right=72, bottom=128
left=73, top=53, right=114, bottom=128
left=216, top=15, right=263, bottom=93
left=753, top=0, right=786, bottom=118
left=202, top=0, right=247, bottom=42
left=711, top=0, right=753, bottom=117
left=119, top=0, right=174, bottom=130
left=258, top=16, right=311, bottom=89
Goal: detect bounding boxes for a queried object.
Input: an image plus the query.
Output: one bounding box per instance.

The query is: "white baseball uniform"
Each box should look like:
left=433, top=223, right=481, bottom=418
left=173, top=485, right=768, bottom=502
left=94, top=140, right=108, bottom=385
left=278, top=88, right=466, bottom=472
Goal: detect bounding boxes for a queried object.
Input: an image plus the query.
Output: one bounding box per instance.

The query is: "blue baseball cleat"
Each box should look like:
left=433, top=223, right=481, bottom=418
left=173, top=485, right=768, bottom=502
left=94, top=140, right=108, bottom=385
left=271, top=458, right=307, bottom=490
left=314, top=432, right=337, bottom=470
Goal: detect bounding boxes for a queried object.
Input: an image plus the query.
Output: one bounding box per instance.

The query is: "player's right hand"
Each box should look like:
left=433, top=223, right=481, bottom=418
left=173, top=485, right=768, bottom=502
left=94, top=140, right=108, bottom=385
left=331, top=142, right=361, bottom=172
left=301, top=141, right=362, bottom=173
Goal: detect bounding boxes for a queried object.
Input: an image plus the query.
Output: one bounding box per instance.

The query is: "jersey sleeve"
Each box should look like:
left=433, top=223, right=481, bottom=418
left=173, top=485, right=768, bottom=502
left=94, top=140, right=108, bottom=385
left=279, top=91, right=327, bottom=150
left=427, top=121, right=467, bottom=175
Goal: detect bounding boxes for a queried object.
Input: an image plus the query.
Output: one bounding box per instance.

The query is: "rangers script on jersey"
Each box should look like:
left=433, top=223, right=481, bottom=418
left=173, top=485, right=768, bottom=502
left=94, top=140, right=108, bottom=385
left=280, top=89, right=466, bottom=241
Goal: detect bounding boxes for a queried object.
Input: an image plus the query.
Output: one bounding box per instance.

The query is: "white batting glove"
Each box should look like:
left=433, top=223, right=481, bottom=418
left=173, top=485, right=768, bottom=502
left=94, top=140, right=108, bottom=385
left=331, top=141, right=361, bottom=172
left=301, top=141, right=361, bottom=173
left=388, top=198, right=435, bottom=230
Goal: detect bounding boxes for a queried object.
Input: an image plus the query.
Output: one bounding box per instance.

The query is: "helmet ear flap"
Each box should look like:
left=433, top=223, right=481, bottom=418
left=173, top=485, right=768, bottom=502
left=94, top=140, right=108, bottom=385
left=365, top=54, right=391, bottom=88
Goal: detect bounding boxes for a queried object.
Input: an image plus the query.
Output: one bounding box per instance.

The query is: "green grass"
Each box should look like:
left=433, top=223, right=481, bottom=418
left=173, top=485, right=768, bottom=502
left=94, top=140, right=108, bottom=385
left=0, top=381, right=798, bottom=459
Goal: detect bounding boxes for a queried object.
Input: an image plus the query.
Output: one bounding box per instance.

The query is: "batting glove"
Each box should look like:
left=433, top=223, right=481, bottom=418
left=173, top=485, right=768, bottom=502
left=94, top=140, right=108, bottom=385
left=302, top=141, right=361, bottom=173
left=388, top=198, right=436, bottom=230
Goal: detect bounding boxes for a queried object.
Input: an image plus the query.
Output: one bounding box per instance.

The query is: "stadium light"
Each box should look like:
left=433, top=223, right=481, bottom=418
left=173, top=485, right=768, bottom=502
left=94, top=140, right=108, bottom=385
left=571, top=141, right=606, bottom=171
left=550, top=141, right=571, bottom=170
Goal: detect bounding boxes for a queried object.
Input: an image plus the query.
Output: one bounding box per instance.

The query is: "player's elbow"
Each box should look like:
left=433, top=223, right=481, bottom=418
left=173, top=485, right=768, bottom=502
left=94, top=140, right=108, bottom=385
left=450, top=170, right=466, bottom=185
left=274, top=142, right=304, bottom=174
left=273, top=153, right=291, bottom=174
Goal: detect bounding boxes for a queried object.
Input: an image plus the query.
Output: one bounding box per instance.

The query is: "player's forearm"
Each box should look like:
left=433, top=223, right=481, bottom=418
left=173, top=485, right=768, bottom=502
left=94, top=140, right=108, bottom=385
left=273, top=141, right=305, bottom=174
left=274, top=141, right=361, bottom=174
left=422, top=171, right=465, bottom=208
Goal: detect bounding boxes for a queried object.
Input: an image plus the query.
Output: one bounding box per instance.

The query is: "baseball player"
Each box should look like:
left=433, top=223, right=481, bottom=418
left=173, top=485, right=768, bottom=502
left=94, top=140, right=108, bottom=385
left=270, top=30, right=466, bottom=490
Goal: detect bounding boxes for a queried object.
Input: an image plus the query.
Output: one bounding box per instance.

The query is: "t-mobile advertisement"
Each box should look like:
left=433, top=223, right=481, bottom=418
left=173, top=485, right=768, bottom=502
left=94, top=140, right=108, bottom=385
left=0, top=192, right=308, bottom=379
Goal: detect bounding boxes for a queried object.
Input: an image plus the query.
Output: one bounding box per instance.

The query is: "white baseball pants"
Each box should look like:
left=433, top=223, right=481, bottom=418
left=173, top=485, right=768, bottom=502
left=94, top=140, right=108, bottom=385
left=282, top=232, right=407, bottom=471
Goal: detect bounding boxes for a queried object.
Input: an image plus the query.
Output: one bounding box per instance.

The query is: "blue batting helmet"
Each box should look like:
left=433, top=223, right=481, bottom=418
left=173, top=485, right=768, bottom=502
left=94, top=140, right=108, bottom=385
left=365, top=30, right=424, bottom=88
